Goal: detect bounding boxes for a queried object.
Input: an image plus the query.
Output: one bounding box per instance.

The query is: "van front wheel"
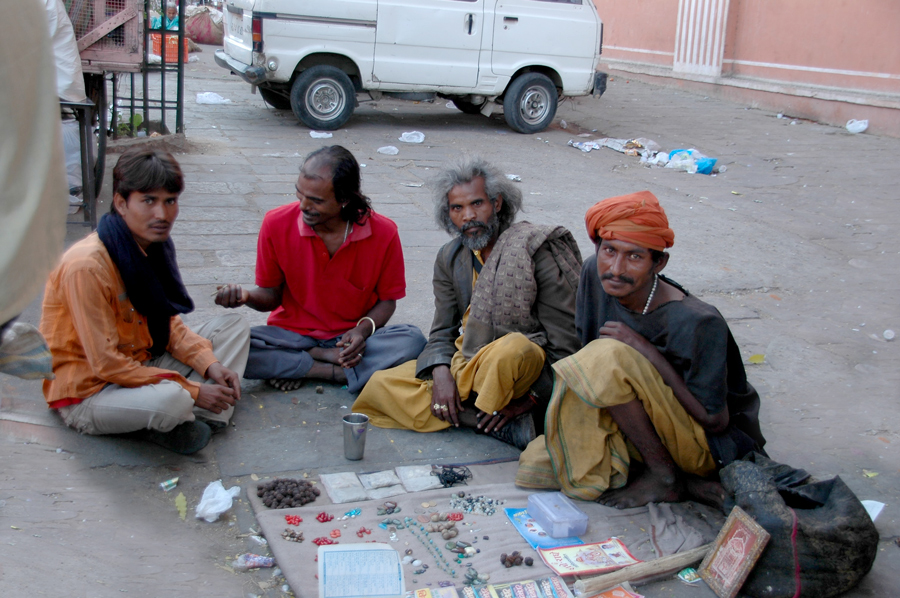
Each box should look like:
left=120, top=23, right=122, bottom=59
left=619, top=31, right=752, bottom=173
left=503, top=73, right=558, bottom=134
left=290, top=66, right=356, bottom=130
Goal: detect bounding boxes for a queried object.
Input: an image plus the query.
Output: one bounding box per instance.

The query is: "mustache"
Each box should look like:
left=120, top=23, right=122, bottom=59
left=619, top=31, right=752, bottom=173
left=461, top=221, right=487, bottom=233
left=600, top=273, right=635, bottom=285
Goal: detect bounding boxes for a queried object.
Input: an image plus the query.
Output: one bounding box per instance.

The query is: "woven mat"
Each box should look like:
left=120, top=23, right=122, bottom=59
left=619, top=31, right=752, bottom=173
left=248, top=462, right=724, bottom=596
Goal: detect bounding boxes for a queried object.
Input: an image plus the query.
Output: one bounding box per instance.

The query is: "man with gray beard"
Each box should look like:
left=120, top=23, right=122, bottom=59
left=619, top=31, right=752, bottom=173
left=353, top=157, right=581, bottom=449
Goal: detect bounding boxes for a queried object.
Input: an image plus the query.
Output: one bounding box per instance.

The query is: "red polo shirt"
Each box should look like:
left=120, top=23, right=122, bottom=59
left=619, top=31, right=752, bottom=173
left=255, top=203, right=406, bottom=340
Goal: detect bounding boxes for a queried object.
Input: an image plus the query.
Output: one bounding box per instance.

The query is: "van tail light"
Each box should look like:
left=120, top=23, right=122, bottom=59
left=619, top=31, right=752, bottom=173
left=252, top=16, right=263, bottom=53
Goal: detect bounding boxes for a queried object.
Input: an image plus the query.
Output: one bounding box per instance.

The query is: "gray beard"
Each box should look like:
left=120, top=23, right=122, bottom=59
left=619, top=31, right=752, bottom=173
left=457, top=213, right=500, bottom=251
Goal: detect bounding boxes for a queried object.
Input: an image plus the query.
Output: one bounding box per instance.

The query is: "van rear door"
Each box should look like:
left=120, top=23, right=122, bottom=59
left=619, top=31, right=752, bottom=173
left=374, top=0, right=484, bottom=88
left=222, top=0, right=257, bottom=65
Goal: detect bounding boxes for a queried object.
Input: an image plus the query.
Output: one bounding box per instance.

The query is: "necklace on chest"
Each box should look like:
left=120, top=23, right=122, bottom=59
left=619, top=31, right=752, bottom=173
left=642, top=274, right=658, bottom=315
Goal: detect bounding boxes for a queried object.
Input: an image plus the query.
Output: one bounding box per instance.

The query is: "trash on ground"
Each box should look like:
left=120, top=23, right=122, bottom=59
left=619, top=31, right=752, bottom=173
left=399, top=131, right=425, bottom=143
left=196, top=92, right=231, bottom=104
left=860, top=500, right=885, bottom=522
left=377, top=145, right=399, bottom=155
left=677, top=567, right=701, bottom=584
left=748, top=354, right=765, bottom=365
left=160, top=477, right=179, bottom=492
left=846, top=119, right=868, bottom=134
left=665, top=149, right=717, bottom=175
left=249, top=535, right=268, bottom=546
left=175, top=492, right=187, bottom=521
left=883, top=329, right=894, bottom=341
left=195, top=480, right=241, bottom=522
left=310, top=131, right=333, bottom=139
left=232, top=553, right=275, bottom=571
left=862, top=469, right=879, bottom=478
left=506, top=174, right=522, bottom=182
left=402, top=182, right=423, bottom=187
left=559, top=120, right=567, bottom=129
left=445, top=101, right=457, bottom=109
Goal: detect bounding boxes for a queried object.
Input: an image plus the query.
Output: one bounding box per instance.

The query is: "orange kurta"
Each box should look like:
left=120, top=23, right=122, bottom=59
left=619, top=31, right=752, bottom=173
left=40, top=233, right=217, bottom=408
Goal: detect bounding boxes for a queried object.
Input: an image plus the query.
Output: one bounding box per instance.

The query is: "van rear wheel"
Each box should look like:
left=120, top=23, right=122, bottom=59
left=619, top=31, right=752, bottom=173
left=503, top=73, right=558, bottom=134
left=290, top=66, right=356, bottom=130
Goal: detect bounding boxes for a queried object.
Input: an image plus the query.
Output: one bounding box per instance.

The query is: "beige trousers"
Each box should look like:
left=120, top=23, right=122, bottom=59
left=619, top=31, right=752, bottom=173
left=58, top=314, right=250, bottom=435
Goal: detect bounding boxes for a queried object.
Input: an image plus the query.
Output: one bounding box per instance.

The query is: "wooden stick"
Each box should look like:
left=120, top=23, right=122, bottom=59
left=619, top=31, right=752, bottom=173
left=574, top=543, right=711, bottom=595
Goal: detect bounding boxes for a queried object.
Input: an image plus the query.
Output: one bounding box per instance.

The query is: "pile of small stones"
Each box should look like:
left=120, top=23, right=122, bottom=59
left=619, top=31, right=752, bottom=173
left=257, top=478, right=320, bottom=509
left=500, top=551, right=533, bottom=568
left=281, top=529, right=304, bottom=543
left=448, top=493, right=504, bottom=516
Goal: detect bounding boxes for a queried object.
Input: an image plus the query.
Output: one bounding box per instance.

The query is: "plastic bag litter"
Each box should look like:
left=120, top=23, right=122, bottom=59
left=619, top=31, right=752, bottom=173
left=665, top=149, right=717, bottom=175
left=568, top=139, right=601, bottom=152
left=195, top=480, right=241, bottom=522
left=846, top=119, right=868, bottom=134
left=506, top=174, right=522, bottom=182
left=399, top=131, right=425, bottom=143
left=642, top=152, right=670, bottom=167
left=377, top=145, right=399, bottom=155
left=231, top=553, right=275, bottom=571
left=196, top=92, right=231, bottom=105
left=567, top=137, right=660, bottom=158
left=310, top=131, right=333, bottom=138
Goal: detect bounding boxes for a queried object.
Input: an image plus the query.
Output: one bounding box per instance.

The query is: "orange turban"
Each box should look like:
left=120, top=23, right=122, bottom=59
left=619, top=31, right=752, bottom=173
left=584, top=190, right=674, bottom=251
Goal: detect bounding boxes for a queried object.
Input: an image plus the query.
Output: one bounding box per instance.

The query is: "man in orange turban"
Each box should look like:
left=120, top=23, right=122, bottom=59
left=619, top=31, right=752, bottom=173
left=517, top=191, right=766, bottom=509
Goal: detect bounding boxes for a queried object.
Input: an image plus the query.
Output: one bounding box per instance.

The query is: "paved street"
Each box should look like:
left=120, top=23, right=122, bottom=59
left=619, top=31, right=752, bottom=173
left=1, top=45, right=898, bottom=596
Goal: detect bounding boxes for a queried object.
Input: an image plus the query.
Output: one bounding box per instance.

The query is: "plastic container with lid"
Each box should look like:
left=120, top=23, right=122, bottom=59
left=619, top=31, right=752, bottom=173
left=526, top=491, right=588, bottom=538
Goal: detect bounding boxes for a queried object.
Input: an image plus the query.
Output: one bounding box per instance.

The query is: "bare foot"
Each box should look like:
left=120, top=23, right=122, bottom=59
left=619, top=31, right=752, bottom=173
left=597, top=468, right=683, bottom=509
left=684, top=475, right=726, bottom=510
left=308, top=346, right=341, bottom=365
left=268, top=378, right=304, bottom=391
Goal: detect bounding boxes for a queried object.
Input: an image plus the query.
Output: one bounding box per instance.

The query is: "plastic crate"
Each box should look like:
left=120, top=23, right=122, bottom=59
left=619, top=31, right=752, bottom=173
left=151, top=33, right=189, bottom=63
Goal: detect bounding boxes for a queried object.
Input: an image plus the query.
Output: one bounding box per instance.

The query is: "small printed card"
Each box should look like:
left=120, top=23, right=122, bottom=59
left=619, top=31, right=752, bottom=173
left=505, top=508, right=584, bottom=550
left=538, top=538, right=641, bottom=577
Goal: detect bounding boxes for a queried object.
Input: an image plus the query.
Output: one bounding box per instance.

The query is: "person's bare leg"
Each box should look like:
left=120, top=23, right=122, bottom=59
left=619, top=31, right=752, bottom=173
left=597, top=399, right=685, bottom=508
left=307, top=361, right=347, bottom=384
left=308, top=346, right=341, bottom=365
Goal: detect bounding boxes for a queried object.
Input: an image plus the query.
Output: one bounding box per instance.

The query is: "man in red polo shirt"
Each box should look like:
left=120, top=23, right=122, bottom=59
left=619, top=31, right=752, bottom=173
left=216, top=146, right=425, bottom=392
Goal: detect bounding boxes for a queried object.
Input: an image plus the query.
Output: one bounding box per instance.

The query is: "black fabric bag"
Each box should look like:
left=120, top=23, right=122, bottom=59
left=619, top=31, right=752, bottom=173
left=719, top=453, right=879, bottom=598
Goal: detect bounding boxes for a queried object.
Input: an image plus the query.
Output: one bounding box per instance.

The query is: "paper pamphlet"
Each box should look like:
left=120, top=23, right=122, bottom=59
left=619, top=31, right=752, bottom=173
left=538, top=538, right=641, bottom=577
left=318, top=543, right=405, bottom=598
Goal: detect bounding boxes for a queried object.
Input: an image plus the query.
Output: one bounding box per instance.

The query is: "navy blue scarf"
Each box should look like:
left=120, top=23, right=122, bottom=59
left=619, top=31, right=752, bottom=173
left=97, top=212, right=193, bottom=357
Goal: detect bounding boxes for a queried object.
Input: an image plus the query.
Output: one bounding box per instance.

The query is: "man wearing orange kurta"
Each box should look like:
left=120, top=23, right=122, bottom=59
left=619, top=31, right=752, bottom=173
left=40, top=148, right=250, bottom=454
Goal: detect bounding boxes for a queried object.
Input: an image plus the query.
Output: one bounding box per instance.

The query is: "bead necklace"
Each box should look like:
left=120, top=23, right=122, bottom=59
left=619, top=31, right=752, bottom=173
left=403, top=516, right=458, bottom=578
left=642, top=274, right=658, bottom=315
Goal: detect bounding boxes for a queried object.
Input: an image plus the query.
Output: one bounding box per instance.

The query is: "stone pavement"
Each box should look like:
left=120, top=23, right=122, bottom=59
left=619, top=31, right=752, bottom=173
left=1, top=46, right=898, bottom=596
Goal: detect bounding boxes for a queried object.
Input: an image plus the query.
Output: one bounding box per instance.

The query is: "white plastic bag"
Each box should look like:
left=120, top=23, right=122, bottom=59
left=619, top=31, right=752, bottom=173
left=846, top=119, right=868, bottom=134
left=310, top=131, right=333, bottom=139
left=377, top=145, right=399, bottom=155
left=195, top=480, right=241, bottom=522
left=196, top=92, right=232, bottom=105
left=399, top=131, right=425, bottom=143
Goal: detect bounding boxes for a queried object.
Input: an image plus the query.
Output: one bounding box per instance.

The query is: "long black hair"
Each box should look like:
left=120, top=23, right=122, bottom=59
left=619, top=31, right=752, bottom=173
left=303, top=145, right=372, bottom=224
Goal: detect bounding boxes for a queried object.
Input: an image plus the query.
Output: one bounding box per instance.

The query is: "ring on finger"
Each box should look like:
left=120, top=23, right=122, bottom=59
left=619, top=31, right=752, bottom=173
left=440, top=405, right=448, bottom=411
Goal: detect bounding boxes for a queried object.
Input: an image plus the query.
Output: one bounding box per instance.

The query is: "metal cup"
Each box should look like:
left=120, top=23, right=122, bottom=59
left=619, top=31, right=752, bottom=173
left=342, top=413, right=369, bottom=460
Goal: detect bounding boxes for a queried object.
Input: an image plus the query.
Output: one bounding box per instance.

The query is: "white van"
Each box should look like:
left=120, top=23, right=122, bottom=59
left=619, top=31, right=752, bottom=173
left=215, top=0, right=606, bottom=133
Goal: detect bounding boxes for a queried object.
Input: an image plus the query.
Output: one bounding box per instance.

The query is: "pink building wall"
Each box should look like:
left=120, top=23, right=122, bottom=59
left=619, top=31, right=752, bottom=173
left=592, top=0, right=900, bottom=136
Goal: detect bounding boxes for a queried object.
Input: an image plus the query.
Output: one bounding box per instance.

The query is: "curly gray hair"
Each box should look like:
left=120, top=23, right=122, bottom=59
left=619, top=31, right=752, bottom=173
left=431, top=156, right=522, bottom=236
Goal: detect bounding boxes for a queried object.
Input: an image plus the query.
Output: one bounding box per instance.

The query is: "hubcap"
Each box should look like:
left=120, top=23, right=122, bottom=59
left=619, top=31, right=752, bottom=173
left=306, top=78, right=345, bottom=120
left=519, top=85, right=549, bottom=125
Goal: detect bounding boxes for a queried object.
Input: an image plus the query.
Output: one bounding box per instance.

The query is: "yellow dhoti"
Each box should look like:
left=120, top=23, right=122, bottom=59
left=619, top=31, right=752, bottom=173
left=516, top=338, right=716, bottom=501
left=352, top=332, right=545, bottom=432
